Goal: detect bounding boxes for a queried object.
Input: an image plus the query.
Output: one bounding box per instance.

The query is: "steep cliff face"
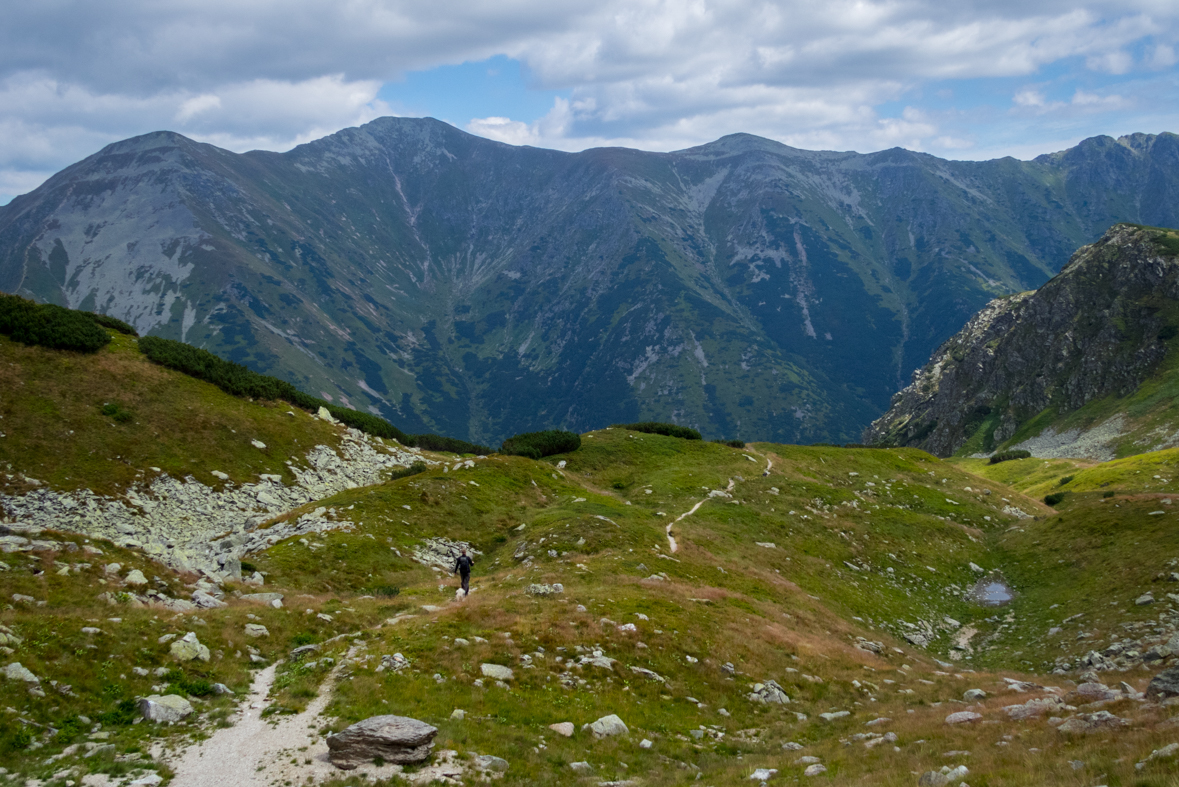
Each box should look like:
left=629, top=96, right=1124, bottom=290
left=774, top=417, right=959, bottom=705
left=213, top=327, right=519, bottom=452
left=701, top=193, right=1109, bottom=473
left=3, top=120, right=1179, bottom=444
left=863, top=224, right=1179, bottom=457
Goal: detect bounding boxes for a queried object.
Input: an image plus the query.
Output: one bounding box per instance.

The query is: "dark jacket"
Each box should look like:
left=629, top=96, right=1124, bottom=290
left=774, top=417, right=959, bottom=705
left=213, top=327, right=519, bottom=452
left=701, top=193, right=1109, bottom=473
left=454, top=554, right=474, bottom=575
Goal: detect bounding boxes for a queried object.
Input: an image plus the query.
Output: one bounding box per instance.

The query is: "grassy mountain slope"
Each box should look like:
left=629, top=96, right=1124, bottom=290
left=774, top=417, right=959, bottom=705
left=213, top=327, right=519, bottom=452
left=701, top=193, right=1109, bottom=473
left=0, top=331, right=346, bottom=498
left=5, top=122, right=1179, bottom=445
left=5, top=414, right=1179, bottom=784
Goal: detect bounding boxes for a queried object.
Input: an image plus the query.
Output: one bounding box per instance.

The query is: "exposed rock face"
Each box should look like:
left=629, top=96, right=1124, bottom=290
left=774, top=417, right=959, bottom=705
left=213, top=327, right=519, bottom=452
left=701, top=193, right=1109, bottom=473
left=0, top=428, right=421, bottom=574
left=865, top=225, right=1179, bottom=457
left=326, top=715, right=437, bottom=769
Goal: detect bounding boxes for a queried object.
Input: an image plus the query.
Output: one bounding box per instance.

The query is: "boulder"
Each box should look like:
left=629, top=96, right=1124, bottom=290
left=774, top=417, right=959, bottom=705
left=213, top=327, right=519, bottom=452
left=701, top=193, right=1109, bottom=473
left=243, top=624, right=270, bottom=638
left=191, top=590, right=226, bottom=609
left=1004, top=696, right=1067, bottom=720
left=963, top=689, right=986, bottom=702
left=3, top=662, right=39, bottom=684
left=944, top=711, right=981, bottom=724
left=170, top=632, right=210, bottom=662
left=1057, top=711, right=1129, bottom=734
left=326, top=715, right=437, bottom=770
left=1146, top=666, right=1179, bottom=700
left=525, top=583, right=564, bottom=596
left=588, top=714, right=628, bottom=737
left=124, top=569, right=148, bottom=585
left=138, top=694, right=194, bottom=723
left=549, top=722, right=575, bottom=737
left=1074, top=682, right=1120, bottom=701
left=481, top=663, right=514, bottom=681
left=748, top=680, right=791, bottom=704
left=473, top=754, right=509, bottom=772
left=804, top=764, right=827, bottom=776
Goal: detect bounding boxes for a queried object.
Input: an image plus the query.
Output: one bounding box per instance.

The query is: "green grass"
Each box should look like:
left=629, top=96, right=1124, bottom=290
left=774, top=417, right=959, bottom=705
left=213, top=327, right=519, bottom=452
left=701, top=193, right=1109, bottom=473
left=0, top=332, right=346, bottom=496
left=5, top=419, right=1179, bottom=784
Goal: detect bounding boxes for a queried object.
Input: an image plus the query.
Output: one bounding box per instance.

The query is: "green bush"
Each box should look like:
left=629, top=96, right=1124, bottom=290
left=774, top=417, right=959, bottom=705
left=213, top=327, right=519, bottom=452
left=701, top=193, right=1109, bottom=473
left=1044, top=492, right=1066, bottom=506
left=240, top=560, right=257, bottom=574
left=1058, top=475, right=1074, bottom=486
left=0, top=293, right=111, bottom=353
left=387, top=461, right=428, bottom=481
left=501, top=429, right=582, bottom=458
left=137, top=335, right=412, bottom=442
left=410, top=433, right=492, bottom=455
left=614, top=422, right=702, bottom=440
left=1102, top=490, right=1116, bottom=499
left=989, top=449, right=1032, bottom=464
left=711, top=438, right=746, bottom=448
left=101, top=402, right=134, bottom=423
left=85, top=312, right=138, bottom=336
left=97, top=699, right=138, bottom=726
left=4, top=724, right=34, bottom=752
left=165, top=669, right=213, bottom=697
left=1158, top=325, right=1178, bottom=341
left=290, top=632, right=317, bottom=648
left=54, top=715, right=85, bottom=743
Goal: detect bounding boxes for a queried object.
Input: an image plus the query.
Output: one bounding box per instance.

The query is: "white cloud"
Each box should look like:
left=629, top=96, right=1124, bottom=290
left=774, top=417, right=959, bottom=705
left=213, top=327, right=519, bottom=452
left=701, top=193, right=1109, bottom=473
left=2, top=0, right=1179, bottom=202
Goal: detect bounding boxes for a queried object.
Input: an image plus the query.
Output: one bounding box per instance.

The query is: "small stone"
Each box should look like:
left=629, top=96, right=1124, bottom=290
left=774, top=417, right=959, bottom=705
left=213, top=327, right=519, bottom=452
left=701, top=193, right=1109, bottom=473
left=450, top=709, right=465, bottom=721
left=782, top=742, right=804, bottom=751
left=3, top=662, right=39, bottom=684
left=481, top=663, right=514, bottom=681
left=639, top=739, right=652, bottom=749
left=251, top=439, right=267, bottom=449
left=945, top=711, right=981, bottom=724
left=243, top=624, right=269, bottom=638
left=1136, top=593, right=1155, bottom=606
left=963, top=689, right=986, bottom=702
left=570, top=761, right=593, bottom=774
left=212, top=683, right=234, bottom=695
left=474, top=754, right=509, bottom=772
left=918, top=772, right=949, bottom=787
left=796, top=756, right=821, bottom=765
left=819, top=711, right=850, bottom=721
left=124, top=569, right=148, bottom=585
left=749, top=768, right=778, bottom=780
left=589, top=714, right=629, bottom=737
left=804, top=764, right=827, bottom=776
left=549, top=722, right=575, bottom=737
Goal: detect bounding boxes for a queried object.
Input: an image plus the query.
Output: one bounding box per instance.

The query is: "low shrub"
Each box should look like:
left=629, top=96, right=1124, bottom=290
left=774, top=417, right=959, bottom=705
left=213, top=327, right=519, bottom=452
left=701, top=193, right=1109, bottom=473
left=387, top=461, right=428, bottom=481
left=1102, top=490, right=1116, bottom=499
left=1044, top=492, right=1067, bottom=506
left=290, top=632, right=317, bottom=648
left=711, top=438, right=746, bottom=448
left=501, top=429, right=582, bottom=458
left=410, top=433, right=492, bottom=455
left=1057, top=475, right=1074, bottom=486
left=1159, top=325, right=1179, bottom=341
left=989, top=449, right=1032, bottom=464
left=137, top=335, right=412, bottom=442
left=614, top=422, right=702, bottom=440
left=96, top=699, right=139, bottom=726
left=85, top=312, right=138, bottom=336
left=101, top=402, right=134, bottom=423
left=0, top=293, right=111, bottom=353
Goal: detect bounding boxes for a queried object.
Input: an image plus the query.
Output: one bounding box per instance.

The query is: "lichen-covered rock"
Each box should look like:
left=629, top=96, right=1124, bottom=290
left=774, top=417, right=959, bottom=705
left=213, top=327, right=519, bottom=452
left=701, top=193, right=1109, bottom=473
left=138, top=694, right=194, bottom=723
left=326, top=715, right=437, bottom=769
left=1146, top=666, right=1179, bottom=700
left=170, top=632, right=210, bottom=662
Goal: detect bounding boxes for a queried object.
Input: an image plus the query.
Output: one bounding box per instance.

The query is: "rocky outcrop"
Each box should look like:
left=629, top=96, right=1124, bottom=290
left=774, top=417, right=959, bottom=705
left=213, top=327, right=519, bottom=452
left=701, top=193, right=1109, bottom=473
left=0, top=427, right=422, bottom=574
left=326, top=715, right=437, bottom=769
left=865, top=225, right=1179, bottom=457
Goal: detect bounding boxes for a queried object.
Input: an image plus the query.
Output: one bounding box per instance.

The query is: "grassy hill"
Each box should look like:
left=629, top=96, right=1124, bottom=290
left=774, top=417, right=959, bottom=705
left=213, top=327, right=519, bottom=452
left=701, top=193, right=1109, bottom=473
left=4, top=403, right=1179, bottom=784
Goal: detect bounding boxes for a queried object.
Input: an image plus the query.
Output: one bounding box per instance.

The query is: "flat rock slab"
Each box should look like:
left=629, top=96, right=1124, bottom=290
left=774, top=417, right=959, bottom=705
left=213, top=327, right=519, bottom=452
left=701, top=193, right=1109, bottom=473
left=327, top=715, right=437, bottom=770
left=944, top=711, right=981, bottom=724
left=139, top=694, right=194, bottom=723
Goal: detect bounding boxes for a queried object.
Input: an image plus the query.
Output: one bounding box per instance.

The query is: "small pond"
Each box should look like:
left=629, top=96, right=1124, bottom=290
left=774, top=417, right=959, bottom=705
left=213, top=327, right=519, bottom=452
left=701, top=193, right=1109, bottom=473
left=970, top=577, right=1014, bottom=606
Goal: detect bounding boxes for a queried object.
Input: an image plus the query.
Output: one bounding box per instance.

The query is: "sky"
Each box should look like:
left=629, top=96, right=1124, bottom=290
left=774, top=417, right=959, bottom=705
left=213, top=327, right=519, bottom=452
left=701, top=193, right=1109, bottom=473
left=2, top=0, right=1178, bottom=205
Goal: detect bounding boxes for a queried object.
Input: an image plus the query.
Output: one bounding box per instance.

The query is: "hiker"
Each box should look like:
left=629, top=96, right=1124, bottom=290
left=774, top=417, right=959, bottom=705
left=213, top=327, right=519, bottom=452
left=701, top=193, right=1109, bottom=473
left=453, top=548, right=474, bottom=595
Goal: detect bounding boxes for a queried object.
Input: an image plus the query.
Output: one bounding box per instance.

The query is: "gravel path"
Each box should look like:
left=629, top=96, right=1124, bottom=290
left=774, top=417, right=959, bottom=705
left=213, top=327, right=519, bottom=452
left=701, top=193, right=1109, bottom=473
left=160, top=648, right=404, bottom=787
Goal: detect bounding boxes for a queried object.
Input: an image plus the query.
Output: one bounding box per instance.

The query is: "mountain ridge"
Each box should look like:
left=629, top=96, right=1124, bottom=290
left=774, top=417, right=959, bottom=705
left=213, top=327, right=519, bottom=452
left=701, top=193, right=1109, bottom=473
left=3, top=119, right=1179, bottom=444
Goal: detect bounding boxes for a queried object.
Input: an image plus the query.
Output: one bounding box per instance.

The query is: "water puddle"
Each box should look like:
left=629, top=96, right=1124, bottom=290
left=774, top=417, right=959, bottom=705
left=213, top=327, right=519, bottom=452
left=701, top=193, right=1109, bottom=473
left=970, top=577, right=1014, bottom=606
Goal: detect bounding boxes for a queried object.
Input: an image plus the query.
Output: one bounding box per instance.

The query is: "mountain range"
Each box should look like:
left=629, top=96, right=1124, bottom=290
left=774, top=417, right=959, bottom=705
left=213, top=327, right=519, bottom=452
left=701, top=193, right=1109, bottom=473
left=2, top=119, right=1178, bottom=444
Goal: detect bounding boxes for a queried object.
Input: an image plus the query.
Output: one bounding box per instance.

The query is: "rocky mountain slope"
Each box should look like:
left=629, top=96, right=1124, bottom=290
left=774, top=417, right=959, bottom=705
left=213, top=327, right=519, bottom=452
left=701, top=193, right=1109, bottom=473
left=3, top=327, right=1179, bottom=785
left=864, top=224, right=1179, bottom=459
left=3, top=121, right=1179, bottom=444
